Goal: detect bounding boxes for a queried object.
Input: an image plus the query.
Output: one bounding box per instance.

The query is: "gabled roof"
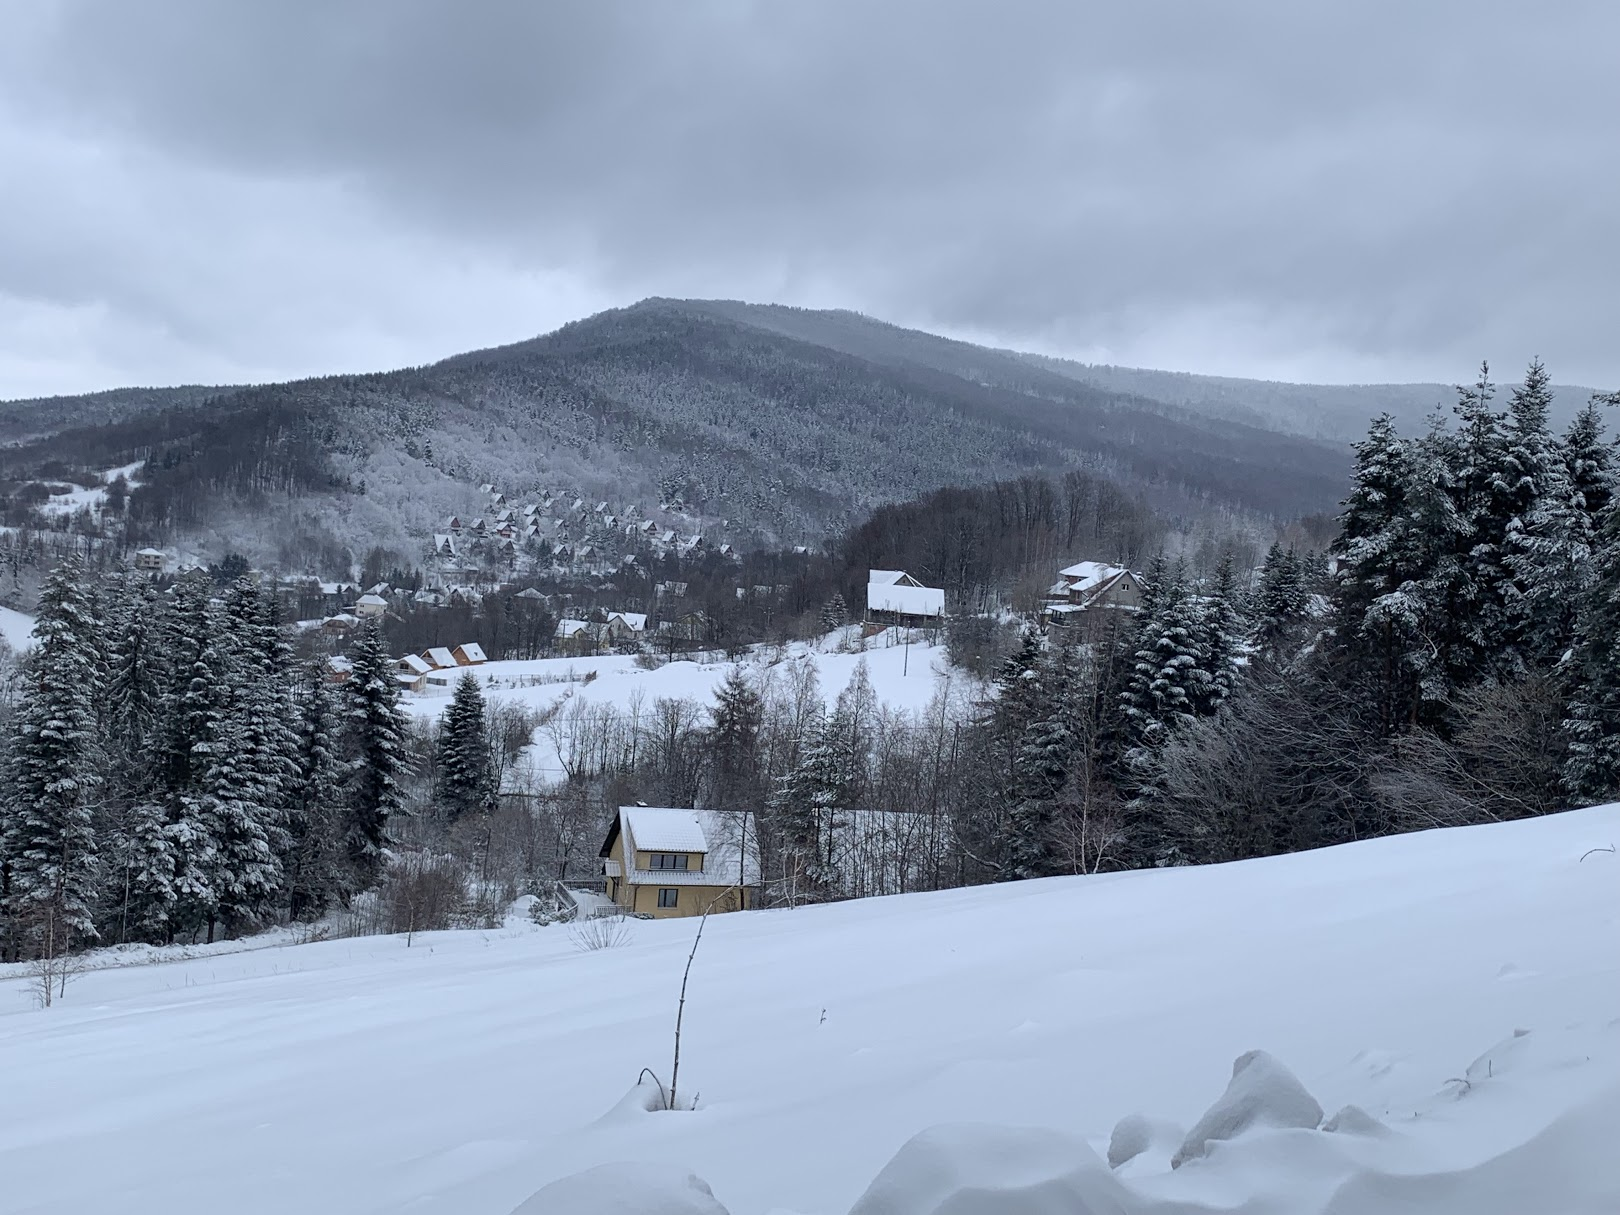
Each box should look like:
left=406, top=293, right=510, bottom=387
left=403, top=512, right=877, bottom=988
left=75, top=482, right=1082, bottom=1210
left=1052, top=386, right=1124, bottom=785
left=623, top=806, right=708, bottom=853
left=454, top=642, right=487, bottom=663
left=423, top=646, right=456, bottom=668
left=356, top=593, right=388, bottom=608
left=869, top=569, right=922, bottom=587
left=608, top=611, right=648, bottom=631
left=867, top=581, right=944, bottom=618
left=397, top=654, right=433, bottom=675
left=555, top=618, right=593, bottom=637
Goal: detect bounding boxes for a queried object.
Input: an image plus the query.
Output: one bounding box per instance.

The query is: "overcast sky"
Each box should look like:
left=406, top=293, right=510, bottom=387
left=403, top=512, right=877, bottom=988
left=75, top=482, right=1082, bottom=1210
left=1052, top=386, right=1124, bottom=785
left=2, top=1, right=1616, bottom=399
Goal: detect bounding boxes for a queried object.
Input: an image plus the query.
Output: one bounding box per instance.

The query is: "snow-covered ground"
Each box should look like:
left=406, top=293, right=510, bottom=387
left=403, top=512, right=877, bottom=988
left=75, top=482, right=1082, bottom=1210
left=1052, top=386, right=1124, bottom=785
left=3, top=806, right=1618, bottom=1214
left=36, top=459, right=144, bottom=518
left=0, top=604, right=35, bottom=652
left=404, top=630, right=965, bottom=784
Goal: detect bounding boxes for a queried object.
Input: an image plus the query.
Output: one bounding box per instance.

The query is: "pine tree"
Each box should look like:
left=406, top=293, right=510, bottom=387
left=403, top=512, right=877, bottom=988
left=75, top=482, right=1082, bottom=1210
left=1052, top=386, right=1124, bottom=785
left=1, top=557, right=105, bottom=952
left=436, top=673, right=493, bottom=821
left=1563, top=495, right=1620, bottom=802
left=1499, top=359, right=1564, bottom=666
left=1196, top=554, right=1246, bottom=713
left=1253, top=544, right=1308, bottom=660
left=286, top=662, right=346, bottom=921
left=1516, top=398, right=1615, bottom=660
left=1120, top=563, right=1206, bottom=756
left=1007, top=648, right=1077, bottom=879
left=344, top=620, right=406, bottom=890
left=708, top=668, right=764, bottom=810
left=1448, top=362, right=1518, bottom=681
left=819, top=593, right=849, bottom=634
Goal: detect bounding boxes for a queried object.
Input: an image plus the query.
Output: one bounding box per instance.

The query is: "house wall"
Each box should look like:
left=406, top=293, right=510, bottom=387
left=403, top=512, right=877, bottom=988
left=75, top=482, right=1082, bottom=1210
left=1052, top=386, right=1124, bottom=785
left=630, top=883, right=750, bottom=919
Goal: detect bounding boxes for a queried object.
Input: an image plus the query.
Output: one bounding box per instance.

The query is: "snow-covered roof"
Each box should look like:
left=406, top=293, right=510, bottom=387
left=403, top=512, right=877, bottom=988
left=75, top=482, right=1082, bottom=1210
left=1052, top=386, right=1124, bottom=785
left=623, top=807, right=708, bottom=854
left=615, top=808, right=762, bottom=887
left=423, top=646, right=456, bottom=668
left=867, top=582, right=944, bottom=618
left=868, top=569, right=906, bottom=585
left=555, top=618, right=592, bottom=637
left=1057, top=561, right=1128, bottom=592
left=135, top=547, right=165, bottom=558
left=454, top=642, right=487, bottom=663
left=397, top=654, right=433, bottom=675
left=609, top=611, right=648, bottom=631
left=356, top=593, right=388, bottom=608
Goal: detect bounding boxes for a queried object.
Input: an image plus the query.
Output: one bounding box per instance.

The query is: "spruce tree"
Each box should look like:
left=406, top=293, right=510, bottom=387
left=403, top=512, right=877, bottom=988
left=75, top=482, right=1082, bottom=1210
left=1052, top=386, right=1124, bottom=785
left=1120, top=562, right=1206, bottom=757
left=286, top=662, right=346, bottom=921
left=708, top=668, right=764, bottom=810
left=819, top=593, right=849, bottom=634
left=1516, top=398, right=1615, bottom=659
left=436, top=673, right=493, bottom=821
left=1007, top=648, right=1077, bottom=879
left=1563, top=502, right=1620, bottom=801
left=1, top=557, right=105, bottom=951
left=344, top=620, right=406, bottom=890
left=1252, top=544, right=1307, bottom=662
left=1196, top=554, right=1246, bottom=713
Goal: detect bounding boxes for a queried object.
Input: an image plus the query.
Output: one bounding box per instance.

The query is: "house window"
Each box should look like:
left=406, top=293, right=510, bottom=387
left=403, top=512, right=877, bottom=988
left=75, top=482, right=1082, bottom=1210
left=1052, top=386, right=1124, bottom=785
left=658, top=888, right=679, bottom=909
left=652, top=853, right=690, bottom=870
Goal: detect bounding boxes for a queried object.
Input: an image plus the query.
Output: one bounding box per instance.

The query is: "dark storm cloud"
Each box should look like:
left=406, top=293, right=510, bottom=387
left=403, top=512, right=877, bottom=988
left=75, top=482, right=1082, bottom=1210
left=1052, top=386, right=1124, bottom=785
left=2, top=1, right=1617, bottom=396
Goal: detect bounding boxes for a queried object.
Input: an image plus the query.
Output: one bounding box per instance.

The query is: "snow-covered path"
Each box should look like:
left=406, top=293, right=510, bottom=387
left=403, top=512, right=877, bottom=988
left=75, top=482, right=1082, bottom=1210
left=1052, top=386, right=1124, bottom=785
left=2, top=808, right=1618, bottom=1214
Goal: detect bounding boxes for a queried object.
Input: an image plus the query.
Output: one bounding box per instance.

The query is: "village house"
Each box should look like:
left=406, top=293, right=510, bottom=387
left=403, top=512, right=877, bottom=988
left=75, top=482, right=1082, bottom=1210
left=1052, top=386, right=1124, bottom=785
left=355, top=593, right=389, bottom=618
left=322, top=613, right=360, bottom=636
left=554, top=618, right=596, bottom=654
left=451, top=642, right=488, bottom=666
left=325, top=655, right=354, bottom=684
left=432, top=533, right=458, bottom=559
left=422, top=645, right=457, bottom=669
left=134, top=547, right=166, bottom=572
left=397, top=653, right=433, bottom=680
left=865, top=570, right=945, bottom=628
left=601, top=611, right=649, bottom=645
left=598, top=807, right=760, bottom=918
left=1042, top=561, right=1147, bottom=630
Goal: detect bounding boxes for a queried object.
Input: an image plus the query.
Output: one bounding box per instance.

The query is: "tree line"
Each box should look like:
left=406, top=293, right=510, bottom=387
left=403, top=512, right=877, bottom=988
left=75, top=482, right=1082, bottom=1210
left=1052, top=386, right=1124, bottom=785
left=0, top=564, right=407, bottom=961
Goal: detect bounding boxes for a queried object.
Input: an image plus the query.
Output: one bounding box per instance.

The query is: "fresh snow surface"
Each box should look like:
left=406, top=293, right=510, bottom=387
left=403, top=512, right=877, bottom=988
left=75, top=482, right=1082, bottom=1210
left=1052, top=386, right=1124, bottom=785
left=3, top=808, right=1620, bottom=1214
left=0, top=605, right=35, bottom=652
left=408, top=630, right=962, bottom=785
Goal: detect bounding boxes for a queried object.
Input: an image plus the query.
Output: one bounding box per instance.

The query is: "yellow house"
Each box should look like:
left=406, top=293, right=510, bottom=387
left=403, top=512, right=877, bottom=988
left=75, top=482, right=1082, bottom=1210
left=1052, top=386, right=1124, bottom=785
left=599, top=807, right=760, bottom=919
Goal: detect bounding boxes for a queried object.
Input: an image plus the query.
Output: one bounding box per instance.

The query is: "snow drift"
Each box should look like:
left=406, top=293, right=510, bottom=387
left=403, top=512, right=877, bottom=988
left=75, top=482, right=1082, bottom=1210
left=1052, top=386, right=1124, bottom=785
left=4, top=805, right=1620, bottom=1214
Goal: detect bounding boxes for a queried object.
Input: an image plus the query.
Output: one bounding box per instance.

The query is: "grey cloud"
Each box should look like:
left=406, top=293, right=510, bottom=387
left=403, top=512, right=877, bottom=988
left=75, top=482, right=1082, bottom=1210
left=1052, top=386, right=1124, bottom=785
left=2, top=0, right=1618, bottom=395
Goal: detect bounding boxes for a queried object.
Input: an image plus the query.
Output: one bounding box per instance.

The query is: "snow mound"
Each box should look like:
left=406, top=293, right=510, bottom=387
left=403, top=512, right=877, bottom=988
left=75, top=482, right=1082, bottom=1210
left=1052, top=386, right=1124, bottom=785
left=847, top=1123, right=1128, bottom=1215
left=1172, top=1050, right=1324, bottom=1168
left=1321, top=1104, right=1387, bottom=1137
left=509, top=1162, right=729, bottom=1214
left=1106, top=1113, right=1183, bottom=1171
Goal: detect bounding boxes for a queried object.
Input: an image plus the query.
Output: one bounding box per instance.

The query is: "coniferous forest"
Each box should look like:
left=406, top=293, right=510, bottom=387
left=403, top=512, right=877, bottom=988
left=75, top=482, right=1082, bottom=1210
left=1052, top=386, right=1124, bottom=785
left=3, top=360, right=1619, bottom=964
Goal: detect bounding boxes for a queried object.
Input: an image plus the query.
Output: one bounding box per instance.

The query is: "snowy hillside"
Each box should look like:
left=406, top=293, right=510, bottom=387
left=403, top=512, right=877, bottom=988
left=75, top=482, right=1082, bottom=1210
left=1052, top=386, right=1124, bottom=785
left=3, top=805, right=1618, bottom=1214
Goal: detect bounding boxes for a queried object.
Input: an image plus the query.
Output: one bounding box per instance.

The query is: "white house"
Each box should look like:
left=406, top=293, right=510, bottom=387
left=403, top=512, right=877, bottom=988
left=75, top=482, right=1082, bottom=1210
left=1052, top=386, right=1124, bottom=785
left=865, top=570, right=945, bottom=625
left=355, top=593, right=389, bottom=618
left=134, top=547, right=166, bottom=572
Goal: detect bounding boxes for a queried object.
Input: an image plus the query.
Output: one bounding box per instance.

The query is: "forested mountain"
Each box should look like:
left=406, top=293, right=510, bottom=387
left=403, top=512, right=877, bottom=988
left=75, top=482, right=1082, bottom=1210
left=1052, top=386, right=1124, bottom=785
left=0, top=299, right=1428, bottom=569
left=1016, top=353, right=1599, bottom=443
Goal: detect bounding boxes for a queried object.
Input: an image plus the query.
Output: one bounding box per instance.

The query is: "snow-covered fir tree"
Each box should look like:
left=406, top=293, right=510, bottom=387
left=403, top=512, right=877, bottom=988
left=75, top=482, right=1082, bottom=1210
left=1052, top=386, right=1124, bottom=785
left=436, top=672, right=493, bottom=821
left=2, top=557, right=105, bottom=953
left=285, top=661, right=346, bottom=922
left=344, top=620, right=407, bottom=889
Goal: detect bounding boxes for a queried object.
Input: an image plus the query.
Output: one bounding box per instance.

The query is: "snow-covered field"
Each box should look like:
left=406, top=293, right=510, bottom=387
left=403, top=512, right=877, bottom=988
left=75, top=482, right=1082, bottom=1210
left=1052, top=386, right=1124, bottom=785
left=2, top=806, right=1618, bottom=1213
left=403, top=630, right=962, bottom=783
